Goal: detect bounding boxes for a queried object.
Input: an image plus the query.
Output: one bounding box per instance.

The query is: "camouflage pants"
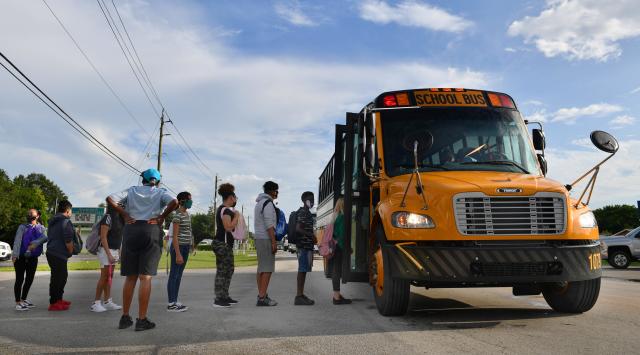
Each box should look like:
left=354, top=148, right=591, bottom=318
left=212, top=240, right=235, bottom=300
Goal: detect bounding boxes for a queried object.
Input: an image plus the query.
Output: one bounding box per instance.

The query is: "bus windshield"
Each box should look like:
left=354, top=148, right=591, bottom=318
left=380, top=107, right=540, bottom=176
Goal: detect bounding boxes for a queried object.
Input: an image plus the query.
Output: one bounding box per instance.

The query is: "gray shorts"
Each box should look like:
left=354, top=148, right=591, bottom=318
left=255, top=239, right=275, bottom=273
left=120, top=222, right=162, bottom=276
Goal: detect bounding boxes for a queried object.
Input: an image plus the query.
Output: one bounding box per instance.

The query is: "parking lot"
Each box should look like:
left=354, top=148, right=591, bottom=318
left=0, top=252, right=638, bottom=354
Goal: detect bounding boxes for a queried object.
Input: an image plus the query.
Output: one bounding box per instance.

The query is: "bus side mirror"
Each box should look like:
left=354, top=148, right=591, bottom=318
left=532, top=129, right=545, bottom=151
left=537, top=154, right=547, bottom=176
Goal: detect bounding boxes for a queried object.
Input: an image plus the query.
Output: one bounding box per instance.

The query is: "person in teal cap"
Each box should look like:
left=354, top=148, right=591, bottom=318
left=107, top=168, right=178, bottom=331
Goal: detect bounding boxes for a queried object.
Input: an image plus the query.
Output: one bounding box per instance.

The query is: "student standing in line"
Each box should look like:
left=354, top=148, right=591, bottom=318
left=12, top=209, right=47, bottom=311
left=254, top=181, right=279, bottom=307
left=294, top=191, right=316, bottom=306
left=213, top=183, right=239, bottom=308
left=91, top=204, right=123, bottom=312
left=328, top=197, right=351, bottom=305
left=46, top=200, right=75, bottom=311
left=107, top=168, right=178, bottom=331
left=167, top=191, right=195, bottom=312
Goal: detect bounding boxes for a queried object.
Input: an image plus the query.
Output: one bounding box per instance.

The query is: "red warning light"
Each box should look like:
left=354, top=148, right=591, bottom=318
left=383, top=94, right=397, bottom=107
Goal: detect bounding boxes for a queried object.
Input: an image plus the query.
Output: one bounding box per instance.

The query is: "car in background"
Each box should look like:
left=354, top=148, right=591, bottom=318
left=288, top=243, right=297, bottom=254
left=0, top=241, right=12, bottom=261
left=601, top=226, right=640, bottom=269
left=283, top=237, right=289, bottom=251
left=198, top=239, right=213, bottom=246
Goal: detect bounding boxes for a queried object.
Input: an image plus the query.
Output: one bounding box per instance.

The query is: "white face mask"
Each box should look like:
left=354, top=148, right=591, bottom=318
left=305, top=200, right=314, bottom=209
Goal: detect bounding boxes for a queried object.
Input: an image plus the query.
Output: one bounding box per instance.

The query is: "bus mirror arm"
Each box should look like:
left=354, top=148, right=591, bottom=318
left=400, top=140, right=429, bottom=210
left=566, top=131, right=619, bottom=207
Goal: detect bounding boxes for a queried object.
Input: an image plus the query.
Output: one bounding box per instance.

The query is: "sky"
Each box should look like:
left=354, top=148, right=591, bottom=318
left=1, top=0, right=639, bottom=225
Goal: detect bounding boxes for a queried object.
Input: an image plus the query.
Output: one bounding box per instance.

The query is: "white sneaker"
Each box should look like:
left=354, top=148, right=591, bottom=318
left=90, top=302, right=107, bottom=313
left=22, top=300, right=35, bottom=308
left=15, top=303, right=29, bottom=311
left=102, top=300, right=122, bottom=311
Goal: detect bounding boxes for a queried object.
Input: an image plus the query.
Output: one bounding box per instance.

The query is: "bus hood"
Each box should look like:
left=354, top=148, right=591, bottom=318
left=386, top=171, right=568, bottom=204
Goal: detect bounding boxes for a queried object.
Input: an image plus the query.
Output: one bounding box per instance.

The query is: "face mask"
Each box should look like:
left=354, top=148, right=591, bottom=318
left=184, top=200, right=193, bottom=209
left=27, top=215, right=37, bottom=222
left=231, top=201, right=237, bottom=208
left=305, top=200, right=314, bottom=209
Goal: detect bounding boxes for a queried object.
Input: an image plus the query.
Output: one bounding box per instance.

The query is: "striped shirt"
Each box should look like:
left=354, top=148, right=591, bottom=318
left=171, top=210, right=193, bottom=245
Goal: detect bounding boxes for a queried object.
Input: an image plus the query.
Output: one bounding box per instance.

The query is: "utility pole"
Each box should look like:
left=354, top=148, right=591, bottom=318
left=157, top=109, right=170, bottom=172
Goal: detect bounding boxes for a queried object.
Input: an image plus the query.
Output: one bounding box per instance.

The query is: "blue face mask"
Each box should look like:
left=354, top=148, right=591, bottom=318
left=184, top=200, right=193, bottom=209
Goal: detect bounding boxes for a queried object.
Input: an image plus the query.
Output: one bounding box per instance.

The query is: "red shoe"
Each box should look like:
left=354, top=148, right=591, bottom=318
left=48, top=301, right=69, bottom=311
left=61, top=299, right=71, bottom=306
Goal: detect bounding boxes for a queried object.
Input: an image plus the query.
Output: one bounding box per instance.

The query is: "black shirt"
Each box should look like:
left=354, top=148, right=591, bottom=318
left=215, top=206, right=235, bottom=248
left=100, top=214, right=123, bottom=250
left=296, top=207, right=315, bottom=250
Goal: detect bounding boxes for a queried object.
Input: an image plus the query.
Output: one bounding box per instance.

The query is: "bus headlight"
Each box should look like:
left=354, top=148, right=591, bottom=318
left=392, top=212, right=435, bottom=229
left=579, top=211, right=597, bottom=228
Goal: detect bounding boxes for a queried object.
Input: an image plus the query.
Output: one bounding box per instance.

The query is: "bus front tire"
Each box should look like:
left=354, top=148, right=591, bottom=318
left=372, top=226, right=410, bottom=316
left=542, top=277, right=601, bottom=313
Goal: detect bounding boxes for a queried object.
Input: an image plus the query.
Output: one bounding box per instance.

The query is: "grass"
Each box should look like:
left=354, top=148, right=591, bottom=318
left=0, top=250, right=257, bottom=272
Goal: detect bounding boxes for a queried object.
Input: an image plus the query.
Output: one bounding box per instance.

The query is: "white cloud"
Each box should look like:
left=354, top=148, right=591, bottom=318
left=0, top=0, right=489, bottom=223
left=551, top=103, right=623, bottom=124
left=359, top=0, right=472, bottom=33
left=610, top=114, right=636, bottom=127
left=630, top=86, right=640, bottom=94
left=525, top=109, right=548, bottom=123
left=504, top=47, right=517, bottom=53
left=508, top=0, right=640, bottom=61
left=546, top=139, right=640, bottom=208
left=274, top=1, right=317, bottom=27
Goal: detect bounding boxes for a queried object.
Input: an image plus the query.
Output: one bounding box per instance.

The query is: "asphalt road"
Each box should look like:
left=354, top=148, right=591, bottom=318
left=0, top=251, right=638, bottom=354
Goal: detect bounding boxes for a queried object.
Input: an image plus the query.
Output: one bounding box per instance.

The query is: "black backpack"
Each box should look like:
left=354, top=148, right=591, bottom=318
left=287, top=210, right=298, bottom=244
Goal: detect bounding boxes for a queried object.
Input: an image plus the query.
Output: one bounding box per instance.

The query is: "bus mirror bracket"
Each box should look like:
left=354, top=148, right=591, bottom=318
left=400, top=140, right=430, bottom=210
left=566, top=131, right=619, bottom=207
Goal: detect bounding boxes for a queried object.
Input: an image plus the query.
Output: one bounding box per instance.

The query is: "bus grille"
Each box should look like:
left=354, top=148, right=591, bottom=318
left=454, top=193, right=566, bottom=236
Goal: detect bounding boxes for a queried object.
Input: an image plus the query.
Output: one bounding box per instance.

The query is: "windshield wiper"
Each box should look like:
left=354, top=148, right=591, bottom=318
left=395, top=163, right=450, bottom=171
left=461, top=160, right=530, bottom=174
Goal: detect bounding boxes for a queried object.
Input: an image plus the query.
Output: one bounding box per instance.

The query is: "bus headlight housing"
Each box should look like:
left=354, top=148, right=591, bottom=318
left=392, top=212, right=435, bottom=229
left=579, top=211, right=597, bottom=228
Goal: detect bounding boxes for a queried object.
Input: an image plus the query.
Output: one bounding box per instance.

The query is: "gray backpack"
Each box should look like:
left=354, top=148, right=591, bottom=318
left=85, top=215, right=107, bottom=255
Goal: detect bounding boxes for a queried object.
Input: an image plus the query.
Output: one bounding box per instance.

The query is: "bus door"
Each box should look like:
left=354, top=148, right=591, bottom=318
left=338, top=113, right=369, bottom=283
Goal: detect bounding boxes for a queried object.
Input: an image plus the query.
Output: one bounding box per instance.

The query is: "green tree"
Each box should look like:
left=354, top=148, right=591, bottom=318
left=0, top=170, right=49, bottom=244
left=13, top=173, right=67, bottom=215
left=593, top=204, right=640, bottom=235
left=191, top=213, right=214, bottom=245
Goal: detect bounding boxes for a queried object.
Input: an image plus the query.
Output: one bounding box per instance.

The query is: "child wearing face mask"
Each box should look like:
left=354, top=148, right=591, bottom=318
left=212, top=183, right=240, bottom=308
left=294, top=191, right=317, bottom=306
left=12, top=209, right=47, bottom=311
left=166, top=191, right=194, bottom=312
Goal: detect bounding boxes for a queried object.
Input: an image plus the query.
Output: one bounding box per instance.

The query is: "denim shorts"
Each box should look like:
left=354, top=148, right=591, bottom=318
left=297, top=249, right=314, bottom=273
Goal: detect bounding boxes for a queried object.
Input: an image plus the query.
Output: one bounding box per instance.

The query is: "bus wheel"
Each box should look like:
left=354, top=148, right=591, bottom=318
left=371, top=226, right=410, bottom=316
left=542, top=277, right=601, bottom=313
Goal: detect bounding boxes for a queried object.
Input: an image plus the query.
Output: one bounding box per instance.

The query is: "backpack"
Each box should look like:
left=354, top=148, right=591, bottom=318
left=287, top=210, right=298, bottom=244
left=66, top=220, right=83, bottom=256
left=319, top=223, right=336, bottom=259
left=20, top=225, right=44, bottom=258
left=84, top=215, right=109, bottom=255
left=261, top=200, right=287, bottom=241
left=220, top=207, right=247, bottom=241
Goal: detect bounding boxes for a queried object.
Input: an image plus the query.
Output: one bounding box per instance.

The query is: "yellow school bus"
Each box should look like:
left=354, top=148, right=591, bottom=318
left=316, top=88, right=618, bottom=316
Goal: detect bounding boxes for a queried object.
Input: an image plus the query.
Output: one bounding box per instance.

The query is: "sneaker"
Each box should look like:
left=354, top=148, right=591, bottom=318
left=294, top=295, right=315, bottom=306
left=15, top=303, right=29, bottom=311
left=90, top=302, right=108, bottom=313
left=102, top=300, right=122, bottom=311
left=22, top=300, right=35, bottom=308
left=225, top=297, right=239, bottom=305
left=167, top=303, right=189, bottom=312
left=135, top=318, right=156, bottom=331
left=61, top=299, right=71, bottom=306
left=119, top=315, right=133, bottom=329
left=256, top=296, right=278, bottom=307
left=213, top=299, right=231, bottom=308
left=48, top=301, right=69, bottom=311
left=333, top=296, right=352, bottom=305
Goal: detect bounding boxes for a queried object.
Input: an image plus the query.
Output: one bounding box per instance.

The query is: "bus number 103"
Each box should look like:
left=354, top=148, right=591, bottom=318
left=588, top=252, right=602, bottom=270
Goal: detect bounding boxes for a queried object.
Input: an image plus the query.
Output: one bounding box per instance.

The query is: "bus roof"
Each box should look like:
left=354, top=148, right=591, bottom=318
left=370, top=88, right=517, bottom=111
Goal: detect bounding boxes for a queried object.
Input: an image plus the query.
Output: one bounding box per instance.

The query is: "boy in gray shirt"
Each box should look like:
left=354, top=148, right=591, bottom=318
left=254, top=181, right=279, bottom=306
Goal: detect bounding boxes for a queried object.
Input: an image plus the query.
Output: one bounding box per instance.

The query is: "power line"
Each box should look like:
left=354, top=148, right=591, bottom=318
left=96, top=0, right=161, bottom=118
left=167, top=118, right=215, bottom=177
left=0, top=51, right=141, bottom=174
left=42, top=0, right=152, bottom=139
